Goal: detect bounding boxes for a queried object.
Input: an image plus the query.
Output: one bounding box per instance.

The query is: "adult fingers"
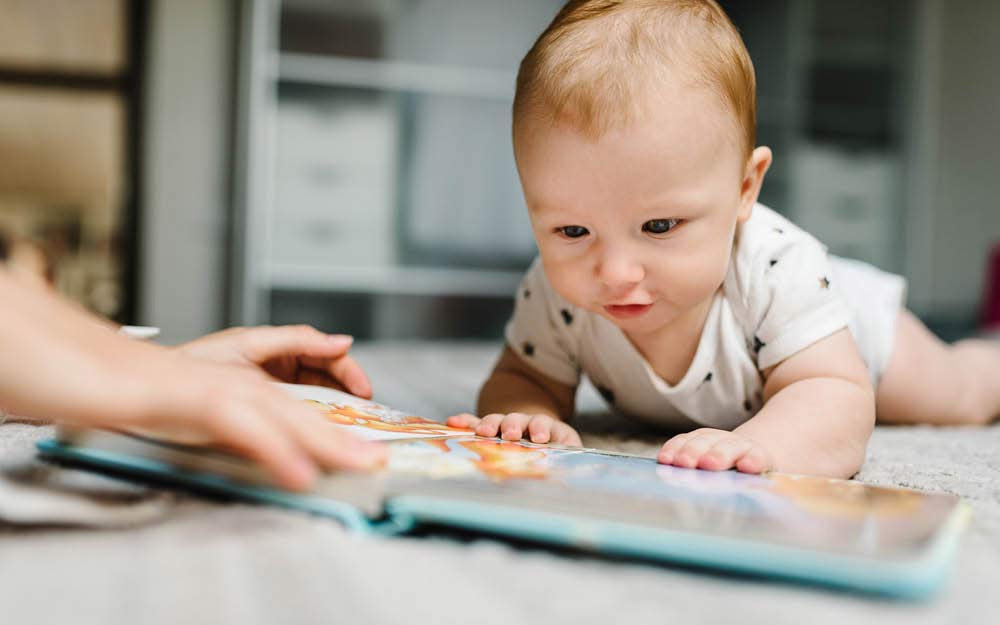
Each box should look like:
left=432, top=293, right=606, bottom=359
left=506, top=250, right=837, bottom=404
left=446, top=413, right=481, bottom=429
left=242, top=325, right=355, bottom=365
left=268, top=393, right=386, bottom=473
left=475, top=413, right=505, bottom=438
left=324, top=354, right=372, bottom=399
left=204, top=397, right=319, bottom=491
left=296, top=353, right=372, bottom=398
left=294, top=368, right=350, bottom=393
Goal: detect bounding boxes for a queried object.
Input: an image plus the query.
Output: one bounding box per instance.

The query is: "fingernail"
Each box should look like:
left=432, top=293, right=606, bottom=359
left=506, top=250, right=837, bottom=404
left=353, top=381, right=373, bottom=398
left=327, top=334, right=354, bottom=346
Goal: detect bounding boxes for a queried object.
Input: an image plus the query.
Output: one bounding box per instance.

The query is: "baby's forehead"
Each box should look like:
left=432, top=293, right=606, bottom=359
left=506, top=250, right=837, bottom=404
left=520, top=62, right=734, bottom=135
left=515, top=82, right=744, bottom=166
left=515, top=97, right=745, bottom=216
left=513, top=1, right=756, bottom=159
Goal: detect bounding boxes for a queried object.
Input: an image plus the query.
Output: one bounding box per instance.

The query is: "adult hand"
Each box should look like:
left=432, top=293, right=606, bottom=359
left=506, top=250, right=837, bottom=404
left=0, top=270, right=385, bottom=490
left=176, top=325, right=372, bottom=398
left=118, top=350, right=386, bottom=490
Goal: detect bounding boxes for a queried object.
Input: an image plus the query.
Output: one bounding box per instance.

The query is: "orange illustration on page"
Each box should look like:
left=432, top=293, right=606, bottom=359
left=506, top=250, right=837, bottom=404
left=310, top=400, right=470, bottom=437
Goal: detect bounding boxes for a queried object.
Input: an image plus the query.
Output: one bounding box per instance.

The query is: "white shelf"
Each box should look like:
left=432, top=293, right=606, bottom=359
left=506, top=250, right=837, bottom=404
left=273, top=52, right=516, bottom=101
left=264, top=264, right=524, bottom=298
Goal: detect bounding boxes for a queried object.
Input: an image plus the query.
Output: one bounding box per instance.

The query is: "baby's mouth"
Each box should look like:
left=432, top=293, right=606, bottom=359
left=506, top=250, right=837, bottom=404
left=603, top=303, right=653, bottom=319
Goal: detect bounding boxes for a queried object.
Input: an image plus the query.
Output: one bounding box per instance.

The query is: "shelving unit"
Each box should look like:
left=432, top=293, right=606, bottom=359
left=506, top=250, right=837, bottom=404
left=231, top=0, right=556, bottom=338
left=232, top=0, right=930, bottom=337
left=276, top=53, right=515, bottom=100
left=265, top=264, right=525, bottom=298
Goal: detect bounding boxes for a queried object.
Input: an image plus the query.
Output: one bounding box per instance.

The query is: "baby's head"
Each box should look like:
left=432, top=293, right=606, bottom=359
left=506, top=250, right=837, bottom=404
left=512, top=0, right=772, bottom=338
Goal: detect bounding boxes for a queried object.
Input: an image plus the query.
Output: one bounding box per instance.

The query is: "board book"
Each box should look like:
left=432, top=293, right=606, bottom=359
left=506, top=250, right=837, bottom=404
left=36, top=383, right=968, bottom=599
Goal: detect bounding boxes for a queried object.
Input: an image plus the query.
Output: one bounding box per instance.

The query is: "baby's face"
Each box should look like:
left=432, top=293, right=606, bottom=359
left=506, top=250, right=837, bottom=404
left=514, top=85, right=759, bottom=340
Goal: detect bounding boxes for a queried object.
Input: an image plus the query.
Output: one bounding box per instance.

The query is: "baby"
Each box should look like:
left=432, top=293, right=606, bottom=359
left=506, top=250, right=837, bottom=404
left=448, top=0, right=1000, bottom=478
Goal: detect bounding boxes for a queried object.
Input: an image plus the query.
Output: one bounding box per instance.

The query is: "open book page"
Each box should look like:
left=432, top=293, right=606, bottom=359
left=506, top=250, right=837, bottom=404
left=279, top=383, right=963, bottom=559
left=378, top=435, right=964, bottom=560
left=278, top=383, right=471, bottom=441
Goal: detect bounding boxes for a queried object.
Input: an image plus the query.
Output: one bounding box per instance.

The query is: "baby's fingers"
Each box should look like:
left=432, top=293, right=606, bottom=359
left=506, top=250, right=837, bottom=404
left=525, top=417, right=581, bottom=446
left=673, top=431, right=731, bottom=468
left=552, top=422, right=582, bottom=447
left=657, top=431, right=698, bottom=465
left=475, top=413, right=506, bottom=438
left=446, top=413, right=481, bottom=430
left=734, top=445, right=773, bottom=474
left=499, top=413, right=531, bottom=441
left=698, top=437, right=753, bottom=471
left=527, top=416, right=553, bottom=443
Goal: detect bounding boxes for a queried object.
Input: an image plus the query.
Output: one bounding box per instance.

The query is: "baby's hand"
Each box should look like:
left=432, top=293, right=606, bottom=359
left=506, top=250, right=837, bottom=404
left=657, top=428, right=773, bottom=474
left=446, top=413, right=582, bottom=447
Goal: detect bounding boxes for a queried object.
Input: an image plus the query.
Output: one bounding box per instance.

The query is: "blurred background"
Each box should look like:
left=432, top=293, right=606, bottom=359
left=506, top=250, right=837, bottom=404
left=0, top=0, right=998, bottom=345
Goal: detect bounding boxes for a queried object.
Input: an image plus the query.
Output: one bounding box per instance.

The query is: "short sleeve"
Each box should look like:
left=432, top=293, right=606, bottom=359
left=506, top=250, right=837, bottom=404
left=504, top=258, right=582, bottom=386
left=726, top=207, right=852, bottom=371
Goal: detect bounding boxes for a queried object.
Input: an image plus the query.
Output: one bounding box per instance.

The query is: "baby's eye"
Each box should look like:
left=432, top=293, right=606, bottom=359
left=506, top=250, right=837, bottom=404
left=642, top=218, right=680, bottom=235
left=557, top=225, right=590, bottom=239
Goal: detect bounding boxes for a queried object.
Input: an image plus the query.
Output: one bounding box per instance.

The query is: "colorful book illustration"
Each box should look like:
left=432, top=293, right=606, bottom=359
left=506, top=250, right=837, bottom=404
left=36, top=384, right=968, bottom=600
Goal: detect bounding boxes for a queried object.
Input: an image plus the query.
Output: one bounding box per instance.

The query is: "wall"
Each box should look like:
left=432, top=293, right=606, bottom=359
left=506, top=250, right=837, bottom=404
left=928, top=0, right=1000, bottom=320
left=139, top=0, right=233, bottom=343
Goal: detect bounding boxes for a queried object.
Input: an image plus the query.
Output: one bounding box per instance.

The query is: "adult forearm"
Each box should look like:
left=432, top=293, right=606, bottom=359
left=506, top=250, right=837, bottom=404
left=735, top=377, right=875, bottom=478
left=0, top=270, right=150, bottom=421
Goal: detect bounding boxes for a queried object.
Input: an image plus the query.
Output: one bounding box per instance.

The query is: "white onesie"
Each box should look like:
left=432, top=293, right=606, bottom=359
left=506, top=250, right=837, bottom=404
left=504, top=204, right=906, bottom=431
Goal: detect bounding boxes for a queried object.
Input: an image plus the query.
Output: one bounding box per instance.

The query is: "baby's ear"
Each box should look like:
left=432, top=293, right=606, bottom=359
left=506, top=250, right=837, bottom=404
left=737, top=146, right=773, bottom=223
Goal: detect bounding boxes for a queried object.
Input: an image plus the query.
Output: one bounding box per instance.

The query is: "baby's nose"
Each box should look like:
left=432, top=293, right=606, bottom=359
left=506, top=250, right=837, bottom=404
left=596, top=250, right=644, bottom=287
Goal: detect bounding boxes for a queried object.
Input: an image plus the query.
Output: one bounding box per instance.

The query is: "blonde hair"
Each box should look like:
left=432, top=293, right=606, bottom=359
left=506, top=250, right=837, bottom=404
left=513, top=0, right=756, bottom=157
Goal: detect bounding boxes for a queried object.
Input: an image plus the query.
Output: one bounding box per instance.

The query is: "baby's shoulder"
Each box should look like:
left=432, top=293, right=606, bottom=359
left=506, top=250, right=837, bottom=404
left=505, top=257, right=589, bottom=386
left=733, top=203, right=823, bottom=263
left=519, top=257, right=569, bottom=306
left=727, top=204, right=828, bottom=289
left=513, top=257, right=588, bottom=332
left=723, top=204, right=837, bottom=332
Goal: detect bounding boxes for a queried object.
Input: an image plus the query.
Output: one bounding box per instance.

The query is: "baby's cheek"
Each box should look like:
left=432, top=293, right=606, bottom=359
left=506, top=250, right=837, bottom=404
left=546, top=265, right=593, bottom=309
left=662, top=246, right=730, bottom=303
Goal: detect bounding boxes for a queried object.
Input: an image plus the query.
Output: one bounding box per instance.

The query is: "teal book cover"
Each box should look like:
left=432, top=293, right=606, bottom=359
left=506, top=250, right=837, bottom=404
left=37, top=384, right=969, bottom=600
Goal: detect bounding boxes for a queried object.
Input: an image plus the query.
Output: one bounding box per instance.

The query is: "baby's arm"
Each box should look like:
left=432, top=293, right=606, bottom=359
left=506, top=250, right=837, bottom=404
left=659, top=328, right=875, bottom=478
left=447, top=345, right=582, bottom=446
left=740, top=327, right=875, bottom=476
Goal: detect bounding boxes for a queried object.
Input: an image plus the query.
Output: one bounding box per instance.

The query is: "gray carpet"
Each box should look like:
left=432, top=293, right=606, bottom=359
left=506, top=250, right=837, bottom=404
left=1, top=341, right=997, bottom=624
